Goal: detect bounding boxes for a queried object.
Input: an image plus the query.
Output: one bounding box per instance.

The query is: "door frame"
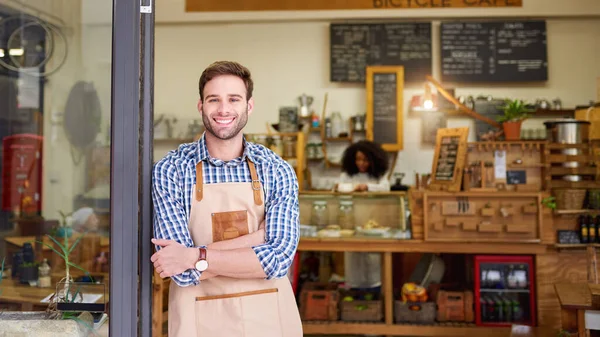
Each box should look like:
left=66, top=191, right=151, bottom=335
left=110, top=0, right=154, bottom=335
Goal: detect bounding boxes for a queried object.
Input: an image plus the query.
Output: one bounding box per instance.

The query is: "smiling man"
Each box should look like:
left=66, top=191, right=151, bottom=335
left=151, top=61, right=302, bottom=337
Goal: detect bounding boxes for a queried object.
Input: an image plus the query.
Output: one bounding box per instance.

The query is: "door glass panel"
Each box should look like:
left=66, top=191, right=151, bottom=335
left=0, top=1, right=112, bottom=335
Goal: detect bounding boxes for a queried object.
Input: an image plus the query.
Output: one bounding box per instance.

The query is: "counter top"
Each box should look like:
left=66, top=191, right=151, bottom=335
left=298, top=237, right=549, bottom=254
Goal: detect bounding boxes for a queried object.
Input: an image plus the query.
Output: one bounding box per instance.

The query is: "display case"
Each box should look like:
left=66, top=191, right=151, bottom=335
left=298, top=191, right=409, bottom=239
left=474, top=255, right=536, bottom=327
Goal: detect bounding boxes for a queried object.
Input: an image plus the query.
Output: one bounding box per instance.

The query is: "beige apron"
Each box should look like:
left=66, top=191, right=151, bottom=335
left=168, top=158, right=303, bottom=337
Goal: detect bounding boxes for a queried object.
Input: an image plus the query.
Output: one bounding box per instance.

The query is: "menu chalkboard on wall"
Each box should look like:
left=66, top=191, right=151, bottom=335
left=330, top=23, right=432, bottom=83
left=441, top=21, right=547, bottom=83
left=429, top=127, right=469, bottom=192
left=366, top=66, right=404, bottom=152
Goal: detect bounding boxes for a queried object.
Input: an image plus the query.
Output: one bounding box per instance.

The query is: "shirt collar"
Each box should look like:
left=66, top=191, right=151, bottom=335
left=195, top=132, right=258, bottom=166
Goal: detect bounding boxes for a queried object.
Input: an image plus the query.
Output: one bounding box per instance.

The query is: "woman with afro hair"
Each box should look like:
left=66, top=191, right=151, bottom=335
left=336, top=140, right=391, bottom=291
left=336, top=140, right=390, bottom=192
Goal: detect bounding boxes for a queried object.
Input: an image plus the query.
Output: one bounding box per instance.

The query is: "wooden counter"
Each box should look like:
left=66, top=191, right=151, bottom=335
left=5, top=235, right=110, bottom=249
left=0, top=278, right=109, bottom=312
left=298, top=237, right=549, bottom=254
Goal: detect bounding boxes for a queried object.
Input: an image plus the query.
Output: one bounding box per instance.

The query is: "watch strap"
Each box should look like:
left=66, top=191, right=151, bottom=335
left=198, top=247, right=207, bottom=261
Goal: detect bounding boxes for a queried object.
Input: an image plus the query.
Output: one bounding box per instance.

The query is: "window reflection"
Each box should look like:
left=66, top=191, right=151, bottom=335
left=0, top=1, right=111, bottom=335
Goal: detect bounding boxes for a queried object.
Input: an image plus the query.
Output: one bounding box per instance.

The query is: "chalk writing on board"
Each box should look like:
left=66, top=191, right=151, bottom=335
left=372, top=73, right=398, bottom=144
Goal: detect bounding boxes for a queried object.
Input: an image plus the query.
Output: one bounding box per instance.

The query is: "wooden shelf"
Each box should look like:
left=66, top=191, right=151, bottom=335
left=546, top=154, right=597, bottom=162
left=302, top=322, right=509, bottom=336
left=309, top=127, right=322, bottom=132
left=533, top=108, right=575, bottom=117
left=554, top=209, right=600, bottom=215
left=554, top=243, right=600, bottom=249
left=325, top=137, right=352, bottom=142
left=547, top=143, right=592, bottom=150
left=298, top=238, right=549, bottom=254
left=549, top=167, right=597, bottom=175
left=546, top=181, right=600, bottom=189
left=508, top=163, right=548, bottom=169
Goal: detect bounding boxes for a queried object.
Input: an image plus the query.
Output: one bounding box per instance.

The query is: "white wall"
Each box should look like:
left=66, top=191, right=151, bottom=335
left=154, top=17, right=600, bottom=184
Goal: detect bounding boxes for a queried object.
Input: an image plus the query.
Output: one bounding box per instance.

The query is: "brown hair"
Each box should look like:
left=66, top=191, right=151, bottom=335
left=198, top=61, right=254, bottom=101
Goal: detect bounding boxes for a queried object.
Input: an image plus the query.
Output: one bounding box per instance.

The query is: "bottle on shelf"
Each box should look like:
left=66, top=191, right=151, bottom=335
left=594, top=215, right=600, bottom=243
left=579, top=215, right=589, bottom=244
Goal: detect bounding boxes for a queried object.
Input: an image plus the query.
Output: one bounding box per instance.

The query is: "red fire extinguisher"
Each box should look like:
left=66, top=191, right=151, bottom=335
left=1, top=134, right=43, bottom=214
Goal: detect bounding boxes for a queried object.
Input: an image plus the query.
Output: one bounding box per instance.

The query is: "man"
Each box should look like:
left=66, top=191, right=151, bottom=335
left=151, top=61, right=302, bottom=337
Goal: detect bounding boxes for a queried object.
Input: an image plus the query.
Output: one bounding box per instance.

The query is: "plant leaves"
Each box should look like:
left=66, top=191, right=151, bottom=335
left=68, top=233, right=86, bottom=255
left=36, top=240, right=66, bottom=260
left=46, top=235, right=69, bottom=257
left=67, top=262, right=91, bottom=276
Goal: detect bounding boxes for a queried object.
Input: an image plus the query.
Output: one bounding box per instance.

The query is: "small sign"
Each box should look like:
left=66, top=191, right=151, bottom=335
left=506, top=170, right=526, bottom=185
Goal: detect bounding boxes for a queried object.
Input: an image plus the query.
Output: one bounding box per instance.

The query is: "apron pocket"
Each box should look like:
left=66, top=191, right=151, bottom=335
left=195, top=288, right=282, bottom=337
left=194, top=295, right=244, bottom=337
left=240, top=288, right=282, bottom=337
left=211, top=210, right=249, bottom=242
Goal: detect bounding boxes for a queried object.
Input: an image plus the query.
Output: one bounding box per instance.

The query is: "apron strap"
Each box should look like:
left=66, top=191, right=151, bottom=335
left=195, top=161, right=203, bottom=202
left=247, top=159, right=263, bottom=206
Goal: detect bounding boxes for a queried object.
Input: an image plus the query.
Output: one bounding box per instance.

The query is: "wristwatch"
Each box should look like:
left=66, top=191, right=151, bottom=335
left=195, top=247, right=209, bottom=272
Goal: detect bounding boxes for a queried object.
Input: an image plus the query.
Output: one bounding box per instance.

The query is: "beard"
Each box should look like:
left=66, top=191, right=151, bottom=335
left=201, top=105, right=249, bottom=141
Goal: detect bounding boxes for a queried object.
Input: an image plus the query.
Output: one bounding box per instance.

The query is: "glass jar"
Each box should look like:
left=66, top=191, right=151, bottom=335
left=330, top=112, right=344, bottom=138
left=283, top=137, right=296, bottom=158
left=311, top=200, right=329, bottom=229
left=337, top=199, right=355, bottom=230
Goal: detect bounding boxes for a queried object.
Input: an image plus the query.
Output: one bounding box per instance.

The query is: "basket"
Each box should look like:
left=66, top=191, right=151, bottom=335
left=299, top=282, right=339, bottom=321
left=395, top=301, right=436, bottom=324
left=554, top=188, right=587, bottom=210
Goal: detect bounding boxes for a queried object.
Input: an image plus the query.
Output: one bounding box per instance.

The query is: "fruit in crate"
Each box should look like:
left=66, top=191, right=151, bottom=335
left=401, top=282, right=428, bottom=302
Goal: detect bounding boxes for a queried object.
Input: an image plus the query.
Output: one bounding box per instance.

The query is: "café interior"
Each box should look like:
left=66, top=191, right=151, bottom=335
left=0, top=0, right=600, bottom=336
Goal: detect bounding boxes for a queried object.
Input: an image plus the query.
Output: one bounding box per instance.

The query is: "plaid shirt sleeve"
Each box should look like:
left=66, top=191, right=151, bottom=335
left=152, top=158, right=201, bottom=287
left=252, top=161, right=300, bottom=279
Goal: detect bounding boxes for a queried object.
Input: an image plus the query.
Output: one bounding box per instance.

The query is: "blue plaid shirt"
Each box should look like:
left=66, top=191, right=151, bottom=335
left=152, top=134, right=300, bottom=287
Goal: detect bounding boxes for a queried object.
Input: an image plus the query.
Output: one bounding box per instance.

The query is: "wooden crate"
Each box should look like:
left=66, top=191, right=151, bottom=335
left=339, top=289, right=383, bottom=322
left=543, top=142, right=600, bottom=190
left=299, top=282, right=339, bottom=321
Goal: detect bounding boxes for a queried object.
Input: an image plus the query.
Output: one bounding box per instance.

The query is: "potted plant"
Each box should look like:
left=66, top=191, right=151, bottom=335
left=497, top=99, right=533, bottom=140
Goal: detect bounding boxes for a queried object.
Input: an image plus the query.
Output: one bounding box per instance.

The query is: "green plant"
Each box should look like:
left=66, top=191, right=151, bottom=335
left=497, top=99, right=533, bottom=123
left=36, top=233, right=88, bottom=286
left=542, top=196, right=557, bottom=210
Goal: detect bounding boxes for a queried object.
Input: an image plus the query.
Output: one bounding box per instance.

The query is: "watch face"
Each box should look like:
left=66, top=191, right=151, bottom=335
left=195, top=260, right=209, bottom=271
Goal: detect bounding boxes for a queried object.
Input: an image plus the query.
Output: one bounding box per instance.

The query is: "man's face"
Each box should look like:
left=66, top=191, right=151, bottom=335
left=198, top=75, right=254, bottom=140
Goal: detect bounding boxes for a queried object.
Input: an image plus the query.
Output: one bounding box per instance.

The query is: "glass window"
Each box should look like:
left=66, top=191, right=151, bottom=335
left=0, top=1, right=112, bottom=335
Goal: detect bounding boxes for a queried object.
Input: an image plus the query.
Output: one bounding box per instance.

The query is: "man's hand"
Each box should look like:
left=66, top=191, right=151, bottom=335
left=151, top=238, right=198, bottom=278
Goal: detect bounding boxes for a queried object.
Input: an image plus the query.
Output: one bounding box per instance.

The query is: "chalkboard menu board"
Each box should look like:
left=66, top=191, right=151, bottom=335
left=330, top=23, right=432, bottom=83
left=429, top=127, right=469, bottom=192
left=366, top=66, right=404, bottom=152
left=441, top=21, right=547, bottom=82
left=435, top=136, right=460, bottom=181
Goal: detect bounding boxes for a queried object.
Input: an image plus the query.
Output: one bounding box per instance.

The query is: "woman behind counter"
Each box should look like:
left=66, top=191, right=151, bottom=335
left=336, top=140, right=390, bottom=291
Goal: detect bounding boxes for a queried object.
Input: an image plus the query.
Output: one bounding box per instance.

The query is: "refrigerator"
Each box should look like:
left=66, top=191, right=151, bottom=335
left=474, top=255, right=536, bottom=327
